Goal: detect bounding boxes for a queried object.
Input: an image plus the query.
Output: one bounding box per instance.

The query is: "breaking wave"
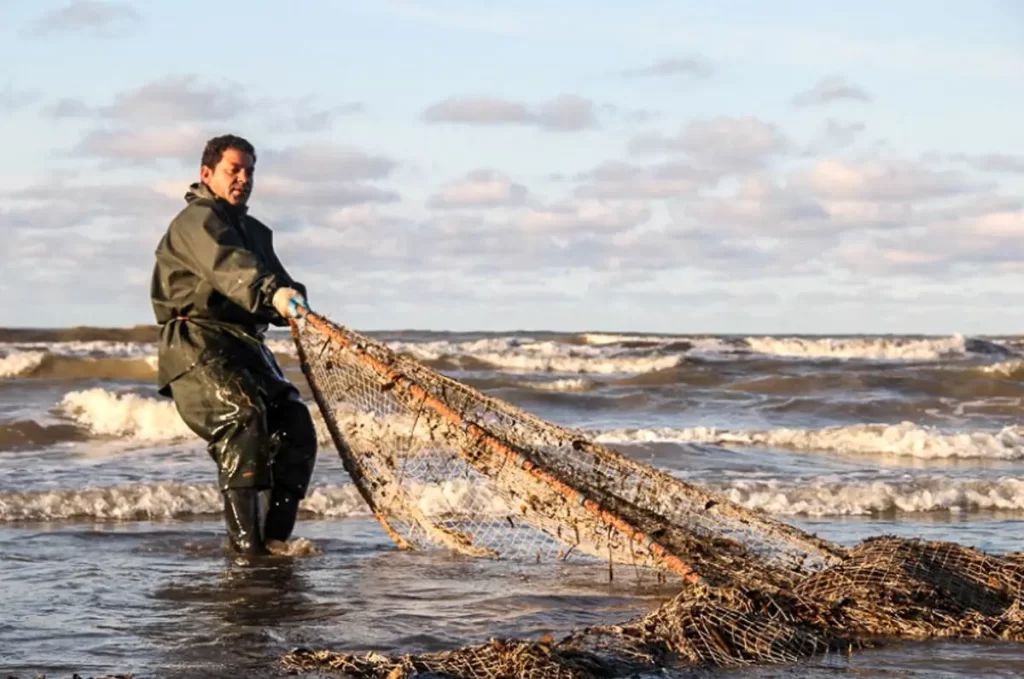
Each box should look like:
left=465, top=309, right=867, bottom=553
left=979, top=359, right=1024, bottom=379
left=51, top=388, right=337, bottom=447
left=0, top=353, right=159, bottom=381
left=59, top=388, right=196, bottom=442
left=0, top=479, right=506, bottom=522
left=0, top=345, right=297, bottom=381
left=6, top=475, right=1024, bottom=522
left=392, top=334, right=1015, bottom=373
left=0, top=333, right=1019, bottom=384
left=718, top=475, right=1024, bottom=517
left=596, top=422, right=1024, bottom=460
left=26, top=386, right=1024, bottom=459
left=740, top=335, right=1010, bottom=361
left=0, top=351, right=47, bottom=378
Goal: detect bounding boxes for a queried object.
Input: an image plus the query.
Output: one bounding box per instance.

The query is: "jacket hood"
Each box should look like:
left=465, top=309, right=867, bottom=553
left=184, top=182, right=249, bottom=216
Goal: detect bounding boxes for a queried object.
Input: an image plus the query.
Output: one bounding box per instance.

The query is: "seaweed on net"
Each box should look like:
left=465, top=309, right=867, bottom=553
left=281, top=313, right=1024, bottom=677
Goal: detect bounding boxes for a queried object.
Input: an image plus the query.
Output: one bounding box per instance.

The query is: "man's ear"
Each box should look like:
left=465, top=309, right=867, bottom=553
left=199, top=165, right=212, bottom=183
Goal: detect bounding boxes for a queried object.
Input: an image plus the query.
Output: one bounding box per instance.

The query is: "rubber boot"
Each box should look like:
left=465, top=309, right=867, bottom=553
left=264, top=488, right=301, bottom=543
left=223, top=488, right=269, bottom=556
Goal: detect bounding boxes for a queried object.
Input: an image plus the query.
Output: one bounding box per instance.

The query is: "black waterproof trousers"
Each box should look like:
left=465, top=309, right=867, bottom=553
left=168, top=357, right=317, bottom=553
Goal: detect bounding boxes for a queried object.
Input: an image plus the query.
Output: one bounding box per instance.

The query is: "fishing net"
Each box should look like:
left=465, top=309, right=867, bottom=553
left=283, top=313, right=1024, bottom=676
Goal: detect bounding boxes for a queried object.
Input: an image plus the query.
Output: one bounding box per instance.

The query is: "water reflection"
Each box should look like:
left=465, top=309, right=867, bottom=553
left=147, top=556, right=317, bottom=679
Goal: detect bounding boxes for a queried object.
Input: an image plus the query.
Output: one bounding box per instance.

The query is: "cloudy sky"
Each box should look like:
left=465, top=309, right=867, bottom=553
left=2, top=0, right=1023, bottom=334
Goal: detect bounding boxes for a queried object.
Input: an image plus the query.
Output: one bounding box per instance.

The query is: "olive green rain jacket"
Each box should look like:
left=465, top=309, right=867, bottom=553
left=150, top=182, right=306, bottom=396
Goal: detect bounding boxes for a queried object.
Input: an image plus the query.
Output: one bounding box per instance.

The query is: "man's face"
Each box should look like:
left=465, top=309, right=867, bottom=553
left=200, top=147, right=255, bottom=206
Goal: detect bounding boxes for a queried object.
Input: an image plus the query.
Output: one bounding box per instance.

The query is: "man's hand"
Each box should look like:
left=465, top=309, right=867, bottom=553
left=273, top=286, right=310, bottom=319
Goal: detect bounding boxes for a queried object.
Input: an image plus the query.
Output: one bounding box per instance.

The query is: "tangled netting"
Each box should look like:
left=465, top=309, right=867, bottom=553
left=285, top=313, right=1024, bottom=676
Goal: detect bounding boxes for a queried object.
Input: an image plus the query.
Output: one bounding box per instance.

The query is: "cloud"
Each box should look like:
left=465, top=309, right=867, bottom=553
left=106, top=75, right=243, bottom=123
left=536, top=95, right=597, bottom=131
left=621, top=57, right=715, bottom=79
left=274, top=193, right=655, bottom=281
left=653, top=162, right=1022, bottom=281
left=831, top=232, right=989, bottom=277
left=428, top=169, right=529, bottom=209
left=0, top=84, right=40, bottom=114
left=0, top=176, right=185, bottom=251
left=71, top=124, right=213, bottom=165
left=247, top=145, right=402, bottom=215
left=272, top=207, right=419, bottom=271
left=28, top=0, right=140, bottom=37
left=518, top=199, right=652, bottom=235
left=952, top=153, right=1024, bottom=175
left=804, top=118, right=866, bottom=155
left=573, top=160, right=714, bottom=200
left=380, top=147, right=1007, bottom=288
left=792, top=75, right=871, bottom=106
left=792, top=158, right=983, bottom=202
left=68, top=126, right=402, bottom=188
left=971, top=209, right=1024, bottom=238
left=421, top=94, right=597, bottom=132
left=681, top=175, right=830, bottom=235
left=7, top=179, right=182, bottom=221
left=44, top=75, right=365, bottom=132
left=260, top=144, right=398, bottom=182
left=629, top=116, right=791, bottom=173
left=421, top=96, right=530, bottom=125
left=255, top=178, right=401, bottom=210
left=53, top=75, right=243, bottom=123
left=61, top=131, right=402, bottom=215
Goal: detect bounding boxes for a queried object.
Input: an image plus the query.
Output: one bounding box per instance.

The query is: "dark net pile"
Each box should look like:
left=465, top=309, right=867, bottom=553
left=285, top=314, right=1024, bottom=677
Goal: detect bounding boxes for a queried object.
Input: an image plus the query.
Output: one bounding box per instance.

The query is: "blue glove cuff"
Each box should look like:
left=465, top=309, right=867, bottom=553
left=289, top=296, right=309, bottom=318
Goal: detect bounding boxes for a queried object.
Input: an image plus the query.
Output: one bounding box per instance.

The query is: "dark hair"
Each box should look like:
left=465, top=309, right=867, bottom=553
left=201, top=134, right=256, bottom=169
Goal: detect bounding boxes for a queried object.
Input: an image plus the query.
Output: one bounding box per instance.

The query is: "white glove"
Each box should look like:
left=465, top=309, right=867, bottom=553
left=272, top=287, right=309, bottom=319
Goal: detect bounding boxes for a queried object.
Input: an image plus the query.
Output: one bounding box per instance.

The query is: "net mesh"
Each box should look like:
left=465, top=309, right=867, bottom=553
left=284, top=313, right=1024, bottom=676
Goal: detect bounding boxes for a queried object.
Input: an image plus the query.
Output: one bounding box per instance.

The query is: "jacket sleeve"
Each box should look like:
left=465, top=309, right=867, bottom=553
left=168, top=209, right=283, bottom=316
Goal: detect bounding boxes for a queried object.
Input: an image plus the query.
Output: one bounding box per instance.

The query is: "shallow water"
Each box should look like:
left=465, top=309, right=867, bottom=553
left=4, top=328, right=1024, bottom=677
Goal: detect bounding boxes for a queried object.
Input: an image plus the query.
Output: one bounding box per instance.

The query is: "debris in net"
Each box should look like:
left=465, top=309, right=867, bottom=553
left=286, top=313, right=1024, bottom=676
left=281, top=537, right=1024, bottom=676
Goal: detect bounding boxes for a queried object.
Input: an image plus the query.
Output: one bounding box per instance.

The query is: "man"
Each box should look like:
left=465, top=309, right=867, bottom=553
left=150, top=134, right=317, bottom=557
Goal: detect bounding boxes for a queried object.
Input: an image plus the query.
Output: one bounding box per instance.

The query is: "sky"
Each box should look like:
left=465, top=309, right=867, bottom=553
left=1, top=0, right=1023, bottom=334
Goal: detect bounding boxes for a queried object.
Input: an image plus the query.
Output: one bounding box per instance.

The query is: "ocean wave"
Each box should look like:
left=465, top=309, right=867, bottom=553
left=398, top=339, right=685, bottom=374
left=26, top=385, right=1024, bottom=461
left=1, top=333, right=1019, bottom=383
left=979, top=359, right=1024, bottom=380
left=595, top=422, right=1024, bottom=460
left=5, top=474, right=1024, bottom=522
left=717, top=475, right=1024, bottom=517
left=0, top=347, right=297, bottom=381
left=739, top=335, right=1010, bottom=362
left=52, top=388, right=349, bottom=448
left=0, top=351, right=48, bottom=378
left=59, top=388, right=197, bottom=442
left=389, top=334, right=1015, bottom=373
left=0, top=340, right=156, bottom=358
left=579, top=333, right=679, bottom=346
left=520, top=378, right=593, bottom=392
left=0, top=353, right=159, bottom=381
left=0, top=419, right=87, bottom=451
left=0, top=479, right=506, bottom=522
